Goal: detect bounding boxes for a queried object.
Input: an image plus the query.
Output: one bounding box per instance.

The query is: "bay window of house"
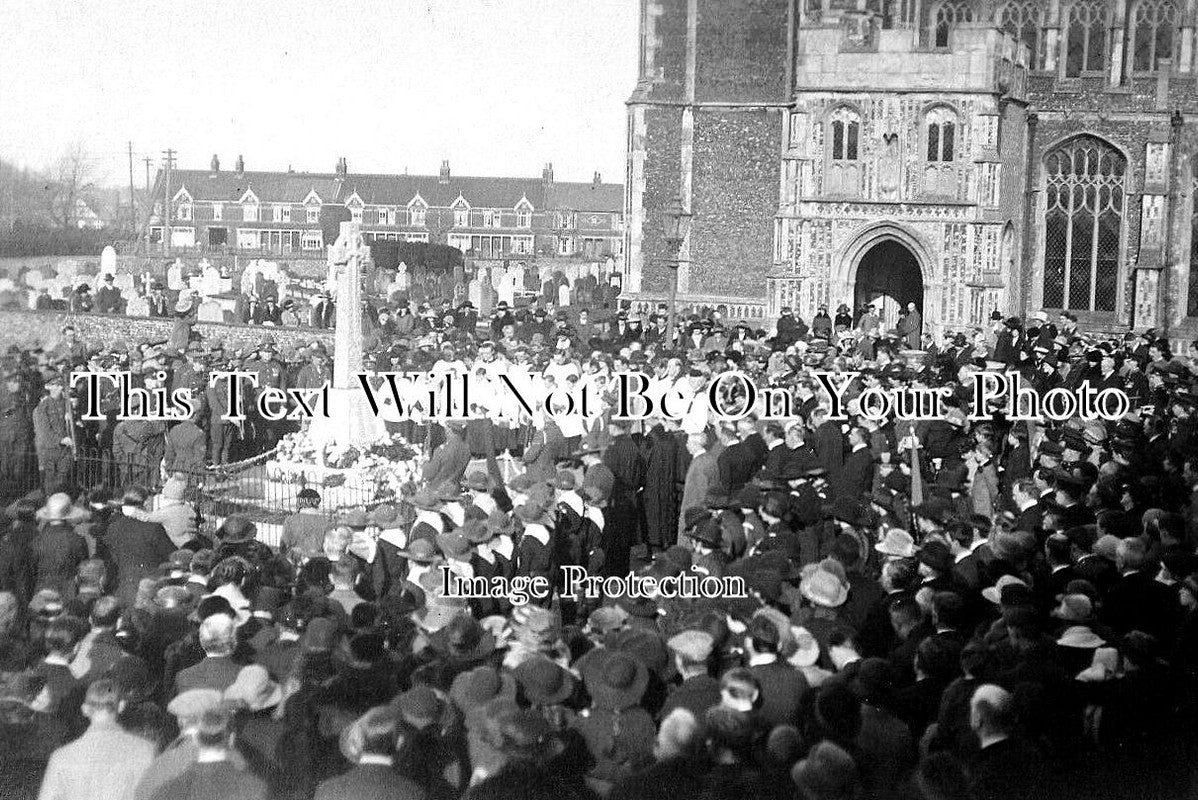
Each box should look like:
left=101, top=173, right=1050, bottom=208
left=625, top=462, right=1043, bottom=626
left=1129, top=0, right=1177, bottom=73
left=178, top=203, right=192, bottom=222
left=212, top=204, right=223, bottom=222
left=302, top=231, right=323, bottom=250
left=517, top=207, right=532, bottom=228
left=350, top=205, right=363, bottom=223
left=410, top=203, right=427, bottom=226
left=307, top=206, right=319, bottom=223
left=453, top=206, right=469, bottom=227
left=998, top=0, right=1042, bottom=69
left=484, top=209, right=499, bottom=228
left=1042, top=136, right=1125, bottom=314
left=377, top=207, right=391, bottom=226
left=243, top=204, right=259, bottom=223
left=1064, top=0, right=1109, bottom=76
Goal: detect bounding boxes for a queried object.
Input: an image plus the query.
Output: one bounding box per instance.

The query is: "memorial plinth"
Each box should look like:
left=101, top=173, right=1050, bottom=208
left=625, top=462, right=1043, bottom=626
left=265, top=222, right=422, bottom=508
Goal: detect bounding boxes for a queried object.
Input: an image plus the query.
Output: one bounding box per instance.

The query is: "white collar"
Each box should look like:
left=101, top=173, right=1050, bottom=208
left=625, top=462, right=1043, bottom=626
left=558, top=490, right=584, bottom=517
left=523, top=523, right=550, bottom=546
left=358, top=754, right=394, bottom=767
left=415, top=510, right=444, bottom=531
left=747, top=652, right=778, bottom=667
left=491, top=535, right=514, bottom=559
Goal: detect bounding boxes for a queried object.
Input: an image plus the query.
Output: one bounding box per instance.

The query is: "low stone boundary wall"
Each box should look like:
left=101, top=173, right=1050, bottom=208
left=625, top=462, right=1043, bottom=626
left=0, top=308, right=335, bottom=351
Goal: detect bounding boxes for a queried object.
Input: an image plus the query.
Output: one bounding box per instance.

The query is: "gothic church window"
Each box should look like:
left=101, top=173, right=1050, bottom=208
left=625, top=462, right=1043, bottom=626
left=1064, top=0, right=1109, bottom=77
left=926, top=107, right=957, bottom=162
left=1042, top=137, right=1125, bottom=314
left=829, top=108, right=860, bottom=161
left=933, top=0, right=973, bottom=47
left=1129, top=0, right=1177, bottom=73
left=998, top=0, right=1041, bottom=69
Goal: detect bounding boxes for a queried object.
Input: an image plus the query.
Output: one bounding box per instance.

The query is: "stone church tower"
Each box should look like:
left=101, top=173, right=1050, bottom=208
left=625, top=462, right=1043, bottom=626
left=625, top=0, right=1198, bottom=337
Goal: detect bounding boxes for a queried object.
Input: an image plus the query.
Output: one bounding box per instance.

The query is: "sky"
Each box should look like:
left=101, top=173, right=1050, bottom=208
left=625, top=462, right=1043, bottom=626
left=0, top=0, right=639, bottom=188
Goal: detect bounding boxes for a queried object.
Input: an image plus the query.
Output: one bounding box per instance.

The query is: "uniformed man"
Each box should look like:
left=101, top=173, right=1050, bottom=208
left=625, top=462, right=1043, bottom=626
left=33, top=371, right=75, bottom=494
left=0, top=369, right=37, bottom=501
left=242, top=337, right=287, bottom=452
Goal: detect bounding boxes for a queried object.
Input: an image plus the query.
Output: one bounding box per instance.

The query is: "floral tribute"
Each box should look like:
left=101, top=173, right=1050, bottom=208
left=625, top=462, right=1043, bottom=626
left=266, top=429, right=424, bottom=499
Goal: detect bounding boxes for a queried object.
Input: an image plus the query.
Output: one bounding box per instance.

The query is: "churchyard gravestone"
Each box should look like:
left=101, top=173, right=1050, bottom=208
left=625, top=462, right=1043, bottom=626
left=126, top=294, right=150, bottom=317
left=395, top=262, right=409, bottom=291
left=497, top=273, right=516, bottom=307
left=197, top=299, right=225, bottom=322
left=200, top=262, right=223, bottom=297
left=56, top=261, right=79, bottom=280
left=100, top=246, right=117, bottom=277
left=468, top=279, right=484, bottom=310
left=167, top=260, right=186, bottom=290
left=114, top=274, right=136, bottom=295
left=23, top=269, right=45, bottom=289
left=558, top=282, right=571, bottom=307
left=511, top=263, right=527, bottom=291
left=478, top=280, right=495, bottom=318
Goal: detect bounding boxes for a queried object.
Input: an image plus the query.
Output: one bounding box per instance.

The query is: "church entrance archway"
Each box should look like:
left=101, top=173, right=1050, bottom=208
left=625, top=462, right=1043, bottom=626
left=853, top=239, right=924, bottom=333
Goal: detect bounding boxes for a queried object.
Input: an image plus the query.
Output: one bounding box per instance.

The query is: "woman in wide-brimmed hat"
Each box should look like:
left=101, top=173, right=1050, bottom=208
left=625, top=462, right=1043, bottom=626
left=426, top=612, right=498, bottom=665
left=574, top=647, right=657, bottom=788
left=31, top=493, right=91, bottom=595
left=514, top=655, right=577, bottom=713
left=35, top=492, right=89, bottom=525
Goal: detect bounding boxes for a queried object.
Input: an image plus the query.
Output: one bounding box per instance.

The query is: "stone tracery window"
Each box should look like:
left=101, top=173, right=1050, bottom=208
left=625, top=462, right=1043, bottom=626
left=1042, top=136, right=1125, bottom=314
left=1129, top=0, right=1177, bottom=73
left=932, top=0, right=973, bottom=47
left=997, top=0, right=1041, bottom=69
left=926, top=106, right=957, bottom=163
left=829, top=107, right=860, bottom=162
left=826, top=107, right=863, bottom=195
left=1064, top=0, right=1109, bottom=76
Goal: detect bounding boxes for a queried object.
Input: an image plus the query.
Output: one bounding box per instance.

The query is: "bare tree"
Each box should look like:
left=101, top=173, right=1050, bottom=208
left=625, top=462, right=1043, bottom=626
left=43, top=141, right=96, bottom=230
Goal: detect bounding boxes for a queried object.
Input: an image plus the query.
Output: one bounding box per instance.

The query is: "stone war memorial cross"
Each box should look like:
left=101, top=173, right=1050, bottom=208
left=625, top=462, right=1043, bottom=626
left=307, top=221, right=387, bottom=450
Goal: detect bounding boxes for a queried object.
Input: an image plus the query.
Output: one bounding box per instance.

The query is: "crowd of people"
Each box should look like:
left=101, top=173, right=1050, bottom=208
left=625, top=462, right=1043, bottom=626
left=1, top=283, right=1198, bottom=800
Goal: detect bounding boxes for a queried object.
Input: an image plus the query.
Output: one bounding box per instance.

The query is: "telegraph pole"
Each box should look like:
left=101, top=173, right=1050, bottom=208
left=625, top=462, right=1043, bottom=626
left=143, top=157, right=152, bottom=192
left=162, top=149, right=175, bottom=252
left=127, top=142, right=136, bottom=236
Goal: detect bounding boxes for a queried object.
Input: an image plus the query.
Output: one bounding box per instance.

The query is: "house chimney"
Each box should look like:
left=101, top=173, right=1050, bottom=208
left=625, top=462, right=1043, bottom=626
left=335, top=157, right=347, bottom=177
left=210, top=155, right=220, bottom=175
left=439, top=160, right=451, bottom=184
left=593, top=171, right=601, bottom=186
left=542, top=163, right=554, bottom=185
left=235, top=155, right=245, bottom=175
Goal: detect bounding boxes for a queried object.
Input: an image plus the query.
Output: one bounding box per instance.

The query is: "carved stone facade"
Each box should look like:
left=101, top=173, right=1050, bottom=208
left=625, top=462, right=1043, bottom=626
left=627, top=0, right=1198, bottom=336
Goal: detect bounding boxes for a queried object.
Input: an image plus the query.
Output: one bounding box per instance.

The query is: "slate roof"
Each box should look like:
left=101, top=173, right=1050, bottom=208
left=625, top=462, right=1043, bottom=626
left=157, top=169, right=589, bottom=210
left=550, top=181, right=624, bottom=213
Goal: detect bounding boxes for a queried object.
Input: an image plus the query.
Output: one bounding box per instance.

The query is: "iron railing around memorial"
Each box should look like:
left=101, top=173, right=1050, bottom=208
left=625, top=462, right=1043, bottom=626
left=5, top=449, right=384, bottom=548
